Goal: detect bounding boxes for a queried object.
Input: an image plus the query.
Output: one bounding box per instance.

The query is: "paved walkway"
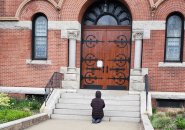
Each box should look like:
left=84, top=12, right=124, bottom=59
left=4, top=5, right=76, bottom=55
left=25, top=119, right=141, bottom=130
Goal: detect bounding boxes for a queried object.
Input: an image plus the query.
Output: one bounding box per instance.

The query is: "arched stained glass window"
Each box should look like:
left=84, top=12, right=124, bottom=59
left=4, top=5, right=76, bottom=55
left=165, top=13, right=184, bottom=62
left=83, top=1, right=131, bottom=26
left=97, top=15, right=118, bottom=25
left=32, top=14, right=48, bottom=60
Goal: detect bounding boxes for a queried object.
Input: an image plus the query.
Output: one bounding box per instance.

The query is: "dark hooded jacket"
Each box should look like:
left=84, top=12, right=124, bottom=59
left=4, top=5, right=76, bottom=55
left=91, top=91, right=105, bottom=119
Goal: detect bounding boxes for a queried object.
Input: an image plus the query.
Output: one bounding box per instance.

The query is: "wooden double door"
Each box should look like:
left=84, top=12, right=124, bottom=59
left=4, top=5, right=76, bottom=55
left=81, top=26, right=131, bottom=90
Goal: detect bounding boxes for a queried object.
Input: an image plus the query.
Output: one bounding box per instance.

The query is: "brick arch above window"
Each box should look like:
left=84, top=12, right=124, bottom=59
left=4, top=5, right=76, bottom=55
left=149, top=0, right=185, bottom=10
left=154, top=0, right=185, bottom=20
left=16, top=0, right=64, bottom=20
left=20, top=0, right=59, bottom=21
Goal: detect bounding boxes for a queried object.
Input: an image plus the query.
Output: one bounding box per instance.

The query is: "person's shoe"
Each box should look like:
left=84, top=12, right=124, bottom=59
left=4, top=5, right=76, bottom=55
left=92, top=119, right=97, bottom=124
left=95, top=119, right=101, bottom=123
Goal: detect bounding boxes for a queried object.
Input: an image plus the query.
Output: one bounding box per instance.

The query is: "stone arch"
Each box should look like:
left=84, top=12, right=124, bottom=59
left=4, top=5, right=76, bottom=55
left=15, top=0, right=64, bottom=19
left=150, top=0, right=185, bottom=11
left=20, top=0, right=59, bottom=20
left=60, top=0, right=150, bottom=21
left=154, top=0, right=185, bottom=20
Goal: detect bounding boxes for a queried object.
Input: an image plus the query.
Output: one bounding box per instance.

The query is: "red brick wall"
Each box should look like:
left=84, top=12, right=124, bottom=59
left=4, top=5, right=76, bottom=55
left=0, top=30, right=67, bottom=87
left=1, top=0, right=185, bottom=92
left=142, top=30, right=185, bottom=92
left=0, top=0, right=5, bottom=17
left=5, top=0, right=23, bottom=17
left=141, top=0, right=185, bottom=92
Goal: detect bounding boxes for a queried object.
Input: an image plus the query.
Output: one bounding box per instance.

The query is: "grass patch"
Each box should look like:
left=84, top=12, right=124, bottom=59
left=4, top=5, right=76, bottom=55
left=0, top=109, right=31, bottom=124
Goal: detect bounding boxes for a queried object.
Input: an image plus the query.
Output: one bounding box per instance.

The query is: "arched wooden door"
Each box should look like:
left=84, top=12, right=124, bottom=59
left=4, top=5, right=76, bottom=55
left=81, top=1, right=132, bottom=90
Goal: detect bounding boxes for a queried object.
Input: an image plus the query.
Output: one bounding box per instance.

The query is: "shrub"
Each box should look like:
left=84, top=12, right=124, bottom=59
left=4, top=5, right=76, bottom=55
left=0, top=96, right=43, bottom=123
left=151, top=115, right=172, bottom=129
left=176, top=115, right=185, bottom=129
left=150, top=112, right=177, bottom=130
left=0, top=93, right=10, bottom=108
left=29, top=100, right=42, bottom=110
left=152, top=108, right=157, bottom=114
left=9, top=97, right=42, bottom=111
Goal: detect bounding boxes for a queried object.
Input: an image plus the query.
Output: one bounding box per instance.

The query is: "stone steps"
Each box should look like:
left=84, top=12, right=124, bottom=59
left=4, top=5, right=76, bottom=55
left=61, top=93, right=140, bottom=101
left=54, top=109, right=140, bottom=117
left=55, top=104, right=140, bottom=111
left=58, top=98, right=140, bottom=106
left=51, top=114, right=141, bottom=122
left=51, top=90, right=141, bottom=122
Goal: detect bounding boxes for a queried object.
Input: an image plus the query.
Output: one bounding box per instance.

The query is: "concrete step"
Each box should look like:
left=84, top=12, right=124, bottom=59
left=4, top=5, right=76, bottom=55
left=53, top=109, right=140, bottom=118
left=76, top=90, right=130, bottom=95
left=51, top=114, right=141, bottom=122
left=55, top=104, right=140, bottom=111
left=58, top=98, right=140, bottom=106
left=60, top=93, right=140, bottom=101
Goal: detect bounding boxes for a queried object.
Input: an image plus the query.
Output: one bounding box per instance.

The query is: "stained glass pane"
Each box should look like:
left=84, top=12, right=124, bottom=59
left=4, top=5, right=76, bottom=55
left=35, top=16, right=47, bottom=36
left=97, top=15, right=118, bottom=25
left=34, top=37, right=47, bottom=58
left=166, top=38, right=181, bottom=61
left=34, top=15, right=48, bottom=59
left=83, top=1, right=131, bottom=25
left=167, top=15, right=182, bottom=37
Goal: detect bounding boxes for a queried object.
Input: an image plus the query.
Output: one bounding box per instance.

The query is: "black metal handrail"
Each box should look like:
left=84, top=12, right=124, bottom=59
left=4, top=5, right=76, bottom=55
left=145, top=74, right=149, bottom=111
left=44, top=72, right=64, bottom=106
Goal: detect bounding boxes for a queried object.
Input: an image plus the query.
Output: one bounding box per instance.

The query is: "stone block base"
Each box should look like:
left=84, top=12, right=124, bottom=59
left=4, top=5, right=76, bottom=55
left=129, top=68, right=148, bottom=91
left=62, top=81, right=80, bottom=89
left=129, top=82, right=145, bottom=91
left=61, top=67, right=80, bottom=89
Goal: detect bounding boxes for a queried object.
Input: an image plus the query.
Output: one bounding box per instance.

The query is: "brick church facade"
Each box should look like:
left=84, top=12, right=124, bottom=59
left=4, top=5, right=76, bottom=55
left=0, top=0, right=185, bottom=94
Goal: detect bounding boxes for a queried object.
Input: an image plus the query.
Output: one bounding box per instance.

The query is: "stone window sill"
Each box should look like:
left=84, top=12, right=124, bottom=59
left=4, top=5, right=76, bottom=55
left=26, top=59, right=52, bottom=65
left=158, top=62, right=185, bottom=67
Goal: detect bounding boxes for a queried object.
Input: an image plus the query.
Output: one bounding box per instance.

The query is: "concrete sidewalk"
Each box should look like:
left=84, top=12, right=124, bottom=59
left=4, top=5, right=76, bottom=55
left=25, top=119, right=141, bottom=130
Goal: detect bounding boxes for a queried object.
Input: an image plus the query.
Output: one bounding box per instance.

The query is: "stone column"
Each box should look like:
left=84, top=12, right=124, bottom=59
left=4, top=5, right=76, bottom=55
left=133, top=31, right=143, bottom=70
left=61, top=30, right=80, bottom=89
left=67, top=30, right=79, bottom=72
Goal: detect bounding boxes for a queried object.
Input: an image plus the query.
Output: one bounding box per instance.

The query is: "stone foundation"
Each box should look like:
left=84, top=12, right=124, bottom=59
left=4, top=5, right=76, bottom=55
left=0, top=113, right=49, bottom=130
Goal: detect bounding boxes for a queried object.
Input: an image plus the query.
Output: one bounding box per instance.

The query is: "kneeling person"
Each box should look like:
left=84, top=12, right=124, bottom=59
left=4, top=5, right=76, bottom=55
left=91, top=91, right=105, bottom=123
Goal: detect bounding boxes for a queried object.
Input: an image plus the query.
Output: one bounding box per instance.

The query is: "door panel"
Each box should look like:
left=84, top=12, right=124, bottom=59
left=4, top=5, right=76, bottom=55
left=105, top=27, right=131, bottom=90
left=81, top=26, right=131, bottom=90
left=81, top=28, right=106, bottom=89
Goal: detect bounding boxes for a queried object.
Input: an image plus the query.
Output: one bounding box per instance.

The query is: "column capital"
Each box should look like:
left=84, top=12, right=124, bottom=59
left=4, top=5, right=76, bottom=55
left=133, top=31, right=144, bottom=40
left=67, top=30, right=79, bottom=40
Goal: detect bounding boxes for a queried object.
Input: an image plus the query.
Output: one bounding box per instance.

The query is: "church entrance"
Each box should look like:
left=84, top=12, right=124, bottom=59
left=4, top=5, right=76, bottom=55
left=81, top=0, right=132, bottom=90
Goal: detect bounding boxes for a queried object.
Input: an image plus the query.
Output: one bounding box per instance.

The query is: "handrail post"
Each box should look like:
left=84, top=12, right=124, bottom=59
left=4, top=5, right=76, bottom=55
left=44, top=72, right=64, bottom=106
left=145, top=74, right=149, bottom=111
